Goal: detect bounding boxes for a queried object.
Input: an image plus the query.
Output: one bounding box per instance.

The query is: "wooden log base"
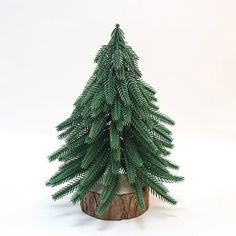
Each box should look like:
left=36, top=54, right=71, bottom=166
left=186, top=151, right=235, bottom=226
left=80, top=187, right=149, bottom=220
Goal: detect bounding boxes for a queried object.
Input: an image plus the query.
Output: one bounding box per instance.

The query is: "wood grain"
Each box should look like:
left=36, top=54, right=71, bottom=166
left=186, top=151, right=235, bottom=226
left=80, top=187, right=149, bottom=220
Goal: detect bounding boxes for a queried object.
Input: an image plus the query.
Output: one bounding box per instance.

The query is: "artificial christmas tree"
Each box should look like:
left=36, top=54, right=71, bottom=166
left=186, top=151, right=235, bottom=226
left=46, top=24, right=184, bottom=220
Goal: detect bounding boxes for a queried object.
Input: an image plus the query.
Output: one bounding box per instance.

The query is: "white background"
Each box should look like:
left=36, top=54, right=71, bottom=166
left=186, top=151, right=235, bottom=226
left=0, top=0, right=236, bottom=235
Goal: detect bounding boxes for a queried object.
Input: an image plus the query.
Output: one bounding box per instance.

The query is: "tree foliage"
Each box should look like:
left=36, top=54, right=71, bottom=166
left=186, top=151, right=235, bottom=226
left=46, top=24, right=184, bottom=216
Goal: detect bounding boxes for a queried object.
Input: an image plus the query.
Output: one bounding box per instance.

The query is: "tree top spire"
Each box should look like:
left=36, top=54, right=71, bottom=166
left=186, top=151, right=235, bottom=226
left=110, top=24, right=125, bottom=48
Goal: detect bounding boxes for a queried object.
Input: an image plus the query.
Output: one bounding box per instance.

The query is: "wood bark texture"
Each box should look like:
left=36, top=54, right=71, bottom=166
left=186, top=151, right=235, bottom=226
left=80, top=186, right=149, bottom=220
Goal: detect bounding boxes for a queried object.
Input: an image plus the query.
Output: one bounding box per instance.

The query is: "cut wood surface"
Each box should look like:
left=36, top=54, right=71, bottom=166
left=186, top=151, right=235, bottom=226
left=80, top=186, right=149, bottom=220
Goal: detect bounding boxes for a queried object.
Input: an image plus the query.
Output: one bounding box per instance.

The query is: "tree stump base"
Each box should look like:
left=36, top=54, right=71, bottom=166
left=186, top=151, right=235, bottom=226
left=80, top=186, right=149, bottom=220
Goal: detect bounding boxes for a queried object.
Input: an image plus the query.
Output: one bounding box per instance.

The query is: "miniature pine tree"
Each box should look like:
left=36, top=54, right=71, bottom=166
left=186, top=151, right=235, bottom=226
left=46, top=24, right=184, bottom=216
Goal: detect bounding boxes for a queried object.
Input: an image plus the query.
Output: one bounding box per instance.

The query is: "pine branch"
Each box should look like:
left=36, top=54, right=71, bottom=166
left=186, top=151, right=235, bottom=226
left=137, top=168, right=177, bottom=205
left=52, top=177, right=82, bottom=201
left=131, top=180, right=145, bottom=210
left=46, top=158, right=84, bottom=187
left=104, top=71, right=117, bottom=104
left=109, top=123, right=120, bottom=151
left=95, top=174, right=119, bottom=216
left=163, top=159, right=180, bottom=170
left=117, top=81, right=131, bottom=105
left=111, top=155, right=121, bottom=174
left=150, top=111, right=175, bottom=126
left=124, top=136, right=143, bottom=167
left=91, top=89, right=105, bottom=110
left=111, top=99, right=121, bottom=121
left=125, top=72, right=147, bottom=106
left=94, top=45, right=108, bottom=63
left=124, top=156, right=137, bottom=183
left=144, top=162, right=184, bottom=183
left=88, top=114, right=106, bottom=140
left=131, top=116, right=158, bottom=152
left=70, top=151, right=108, bottom=204
left=121, top=105, right=132, bottom=123
left=152, top=125, right=173, bottom=143
left=81, top=141, right=106, bottom=169
left=113, top=49, right=123, bottom=69
left=137, top=78, right=156, bottom=95
left=73, top=77, right=100, bottom=107
left=56, top=114, right=81, bottom=132
left=57, top=126, right=75, bottom=140
left=47, top=144, right=72, bottom=162
left=65, top=122, right=89, bottom=143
